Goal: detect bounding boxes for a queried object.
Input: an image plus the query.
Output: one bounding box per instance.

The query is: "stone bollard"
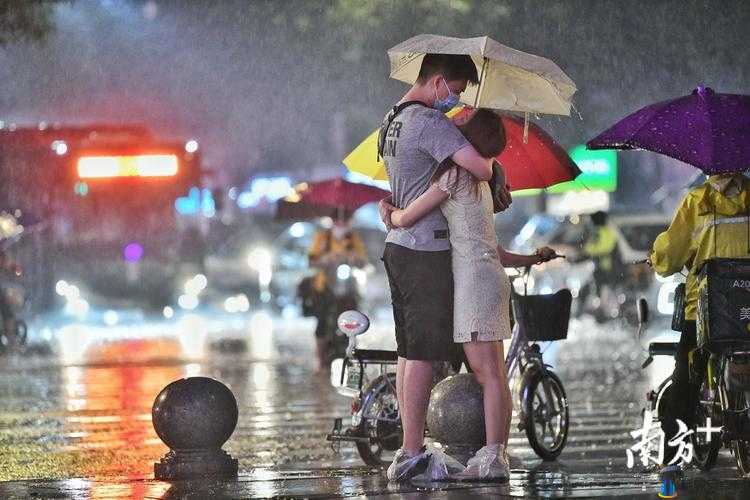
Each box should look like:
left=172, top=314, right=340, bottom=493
left=426, top=373, right=485, bottom=464
left=152, top=377, right=239, bottom=480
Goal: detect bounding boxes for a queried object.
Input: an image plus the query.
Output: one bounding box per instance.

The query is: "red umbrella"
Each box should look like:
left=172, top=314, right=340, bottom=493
left=295, top=178, right=389, bottom=209
left=276, top=178, right=389, bottom=221
left=453, top=108, right=581, bottom=191
left=275, top=199, right=354, bottom=221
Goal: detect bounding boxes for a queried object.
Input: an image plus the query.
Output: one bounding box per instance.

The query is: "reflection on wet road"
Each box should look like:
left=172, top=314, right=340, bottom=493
left=0, top=310, right=749, bottom=498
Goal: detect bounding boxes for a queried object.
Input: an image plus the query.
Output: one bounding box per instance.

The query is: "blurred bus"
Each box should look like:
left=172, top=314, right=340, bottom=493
left=0, top=124, right=205, bottom=309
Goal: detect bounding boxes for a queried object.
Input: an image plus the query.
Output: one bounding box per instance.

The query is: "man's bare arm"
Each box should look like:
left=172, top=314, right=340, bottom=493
left=451, top=144, right=493, bottom=181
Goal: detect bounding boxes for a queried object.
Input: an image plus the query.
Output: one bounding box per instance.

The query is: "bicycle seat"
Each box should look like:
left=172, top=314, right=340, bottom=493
left=352, top=349, right=398, bottom=362
left=649, top=342, right=678, bottom=357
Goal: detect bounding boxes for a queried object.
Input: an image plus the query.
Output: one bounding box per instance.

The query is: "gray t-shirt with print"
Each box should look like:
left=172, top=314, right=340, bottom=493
left=381, top=104, right=469, bottom=251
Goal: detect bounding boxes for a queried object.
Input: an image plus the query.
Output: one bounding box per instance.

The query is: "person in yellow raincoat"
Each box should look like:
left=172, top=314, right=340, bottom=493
left=650, top=173, right=750, bottom=464
left=583, top=211, right=621, bottom=292
left=306, top=217, right=368, bottom=372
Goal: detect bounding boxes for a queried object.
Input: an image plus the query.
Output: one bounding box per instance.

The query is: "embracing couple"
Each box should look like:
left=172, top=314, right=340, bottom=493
left=377, top=53, right=556, bottom=482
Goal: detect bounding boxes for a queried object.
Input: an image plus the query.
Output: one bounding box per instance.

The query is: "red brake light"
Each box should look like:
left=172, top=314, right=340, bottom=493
left=77, top=154, right=178, bottom=178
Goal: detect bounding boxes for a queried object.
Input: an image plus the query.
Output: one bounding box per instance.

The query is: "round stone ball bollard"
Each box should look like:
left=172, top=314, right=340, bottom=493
left=426, top=373, right=485, bottom=464
left=152, top=377, right=239, bottom=480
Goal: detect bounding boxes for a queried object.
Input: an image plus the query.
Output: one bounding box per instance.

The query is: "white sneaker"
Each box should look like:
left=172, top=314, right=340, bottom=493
left=386, top=446, right=431, bottom=483
left=452, top=444, right=510, bottom=482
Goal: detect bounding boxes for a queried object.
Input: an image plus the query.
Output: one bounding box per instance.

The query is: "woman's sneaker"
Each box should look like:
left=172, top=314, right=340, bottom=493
left=386, top=446, right=431, bottom=482
left=452, top=444, right=510, bottom=482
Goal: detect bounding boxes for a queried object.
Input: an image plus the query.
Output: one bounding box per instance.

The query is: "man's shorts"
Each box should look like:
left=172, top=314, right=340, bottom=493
left=382, top=243, right=454, bottom=361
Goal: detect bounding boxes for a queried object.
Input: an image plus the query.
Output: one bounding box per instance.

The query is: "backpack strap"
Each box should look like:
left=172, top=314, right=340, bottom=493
left=377, top=100, right=426, bottom=160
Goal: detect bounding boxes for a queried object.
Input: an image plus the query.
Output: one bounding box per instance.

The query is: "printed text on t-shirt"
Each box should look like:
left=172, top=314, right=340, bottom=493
left=382, top=120, right=403, bottom=157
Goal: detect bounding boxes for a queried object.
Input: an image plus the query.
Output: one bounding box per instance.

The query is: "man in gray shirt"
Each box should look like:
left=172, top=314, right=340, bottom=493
left=377, top=53, right=501, bottom=482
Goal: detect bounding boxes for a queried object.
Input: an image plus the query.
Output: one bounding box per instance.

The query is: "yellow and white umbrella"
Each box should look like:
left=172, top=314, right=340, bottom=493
left=345, top=35, right=577, bottom=180
left=388, top=34, right=577, bottom=116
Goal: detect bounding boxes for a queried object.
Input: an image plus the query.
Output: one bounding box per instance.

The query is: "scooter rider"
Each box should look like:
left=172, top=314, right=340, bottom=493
left=307, top=217, right=368, bottom=372
left=649, top=173, right=750, bottom=465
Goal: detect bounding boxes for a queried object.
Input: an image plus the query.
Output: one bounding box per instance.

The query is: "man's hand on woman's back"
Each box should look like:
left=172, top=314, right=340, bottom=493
left=379, top=197, right=397, bottom=230
left=490, top=163, right=512, bottom=212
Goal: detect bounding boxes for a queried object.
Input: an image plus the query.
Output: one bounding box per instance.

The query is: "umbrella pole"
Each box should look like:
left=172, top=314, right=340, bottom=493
left=474, top=57, right=488, bottom=108
left=523, top=112, right=530, bottom=144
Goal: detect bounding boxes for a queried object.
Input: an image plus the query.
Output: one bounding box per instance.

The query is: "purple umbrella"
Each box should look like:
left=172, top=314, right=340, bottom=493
left=587, top=86, right=750, bottom=174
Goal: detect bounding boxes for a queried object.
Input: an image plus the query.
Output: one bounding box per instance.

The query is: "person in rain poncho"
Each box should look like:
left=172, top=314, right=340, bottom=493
left=650, top=173, right=750, bottom=464
left=583, top=211, right=621, bottom=291
left=307, top=217, right=367, bottom=373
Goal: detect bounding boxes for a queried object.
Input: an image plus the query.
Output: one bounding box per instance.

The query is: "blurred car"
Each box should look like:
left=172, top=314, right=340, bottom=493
left=205, top=218, right=390, bottom=313
left=203, top=216, right=285, bottom=302
left=510, top=213, right=592, bottom=296
left=511, top=213, right=677, bottom=322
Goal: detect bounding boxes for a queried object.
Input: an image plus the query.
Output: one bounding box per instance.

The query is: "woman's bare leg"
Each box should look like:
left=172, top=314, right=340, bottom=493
left=462, top=340, right=512, bottom=446
left=396, top=356, right=406, bottom=428
left=498, top=342, right=512, bottom=445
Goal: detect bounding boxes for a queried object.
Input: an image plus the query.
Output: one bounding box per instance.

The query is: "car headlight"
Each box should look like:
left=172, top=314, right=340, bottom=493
left=336, top=264, right=352, bottom=281
left=247, top=247, right=273, bottom=272
left=184, top=273, right=208, bottom=296
left=352, top=268, right=368, bottom=287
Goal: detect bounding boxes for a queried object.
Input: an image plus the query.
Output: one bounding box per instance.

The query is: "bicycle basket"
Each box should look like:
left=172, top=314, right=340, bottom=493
left=512, top=288, right=572, bottom=342
left=697, top=258, right=750, bottom=350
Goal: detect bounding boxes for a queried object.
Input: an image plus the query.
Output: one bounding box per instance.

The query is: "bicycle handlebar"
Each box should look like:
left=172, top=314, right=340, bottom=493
left=648, top=342, right=678, bottom=357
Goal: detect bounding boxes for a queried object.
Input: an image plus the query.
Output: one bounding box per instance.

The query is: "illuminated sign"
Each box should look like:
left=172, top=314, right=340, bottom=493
left=514, top=145, right=617, bottom=197
left=77, top=154, right=178, bottom=179
left=548, top=145, right=617, bottom=193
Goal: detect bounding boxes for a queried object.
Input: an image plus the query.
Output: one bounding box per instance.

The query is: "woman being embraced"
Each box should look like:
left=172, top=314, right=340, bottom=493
left=387, top=108, right=556, bottom=481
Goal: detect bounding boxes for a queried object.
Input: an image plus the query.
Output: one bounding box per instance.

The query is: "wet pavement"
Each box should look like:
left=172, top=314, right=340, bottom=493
left=1, top=308, right=749, bottom=498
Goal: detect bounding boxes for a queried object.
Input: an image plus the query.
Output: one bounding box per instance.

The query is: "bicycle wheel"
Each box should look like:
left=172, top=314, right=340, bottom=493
left=523, top=370, right=569, bottom=460
left=691, top=377, right=720, bottom=471
left=355, top=373, right=402, bottom=467
left=728, top=391, right=750, bottom=474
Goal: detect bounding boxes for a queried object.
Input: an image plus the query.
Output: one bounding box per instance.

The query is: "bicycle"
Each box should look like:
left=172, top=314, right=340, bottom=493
left=326, top=265, right=572, bottom=466
left=637, top=258, right=750, bottom=473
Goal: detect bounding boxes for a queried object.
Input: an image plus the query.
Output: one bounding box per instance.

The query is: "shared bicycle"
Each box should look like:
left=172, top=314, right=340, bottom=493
left=326, top=265, right=572, bottom=466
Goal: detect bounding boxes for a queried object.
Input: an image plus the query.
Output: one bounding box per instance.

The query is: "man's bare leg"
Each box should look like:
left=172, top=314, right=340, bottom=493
left=401, top=359, right=433, bottom=454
